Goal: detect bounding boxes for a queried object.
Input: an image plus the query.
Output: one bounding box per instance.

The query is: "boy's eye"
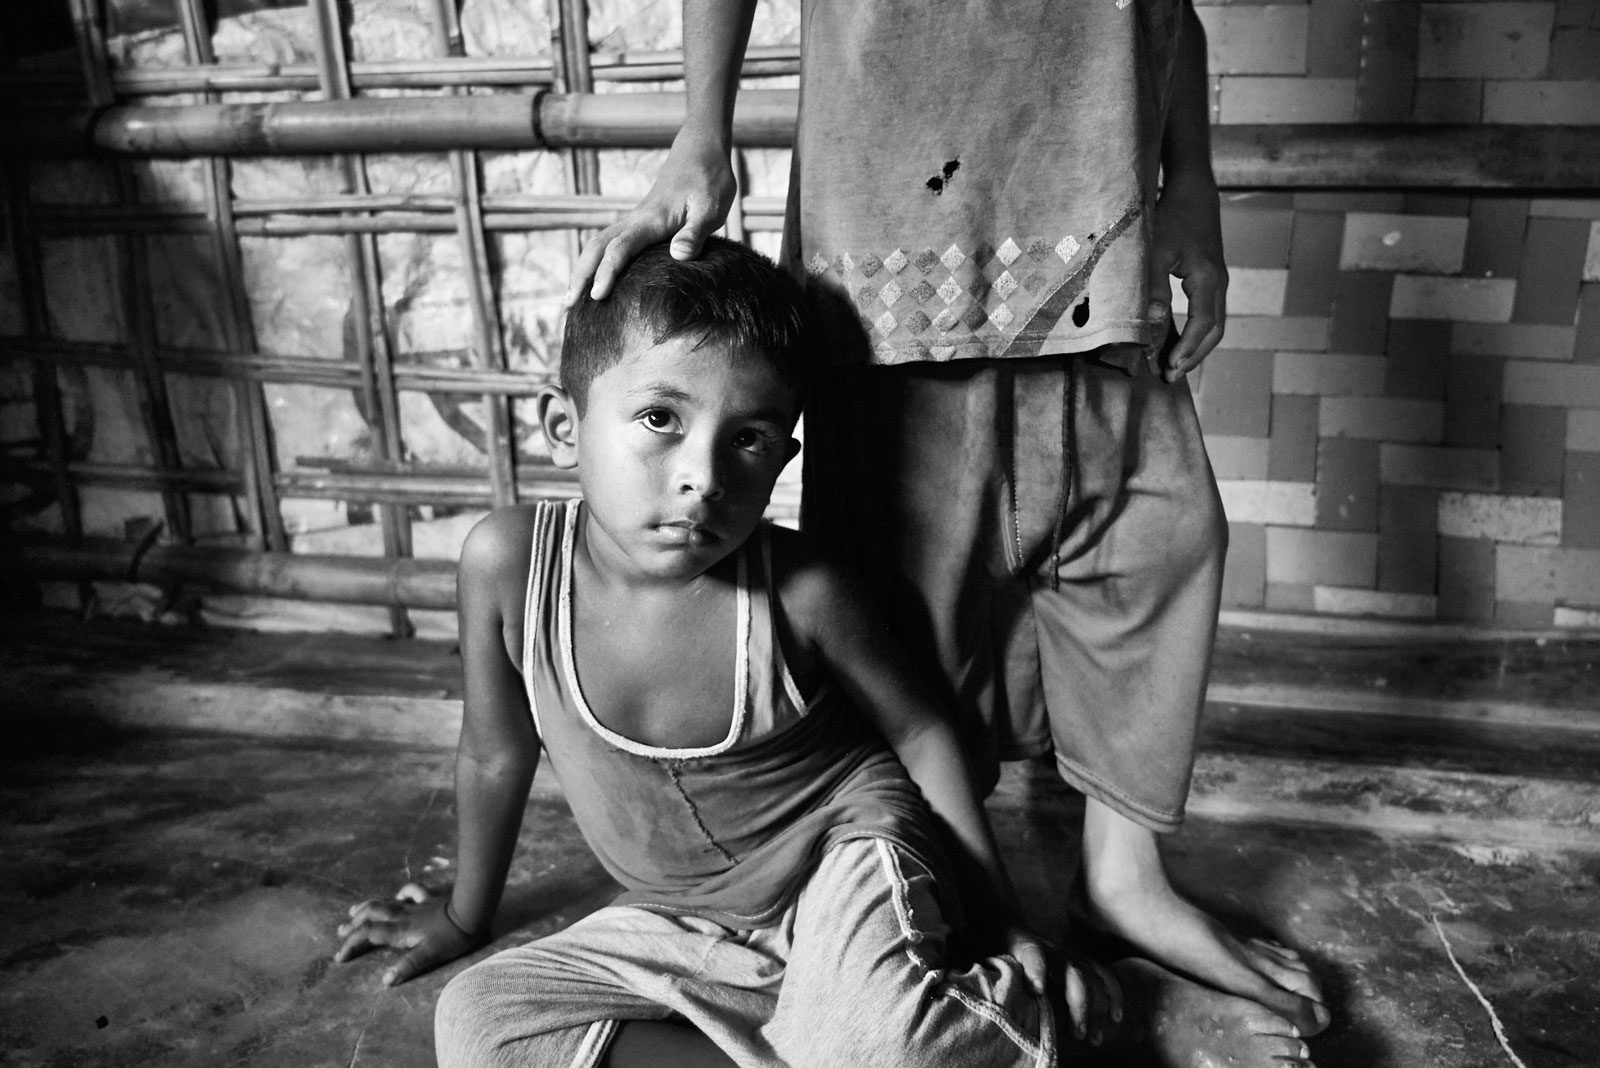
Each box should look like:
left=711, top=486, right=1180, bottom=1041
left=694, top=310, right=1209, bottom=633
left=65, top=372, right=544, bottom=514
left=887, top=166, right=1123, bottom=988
left=732, top=428, right=776, bottom=453
left=640, top=409, right=676, bottom=432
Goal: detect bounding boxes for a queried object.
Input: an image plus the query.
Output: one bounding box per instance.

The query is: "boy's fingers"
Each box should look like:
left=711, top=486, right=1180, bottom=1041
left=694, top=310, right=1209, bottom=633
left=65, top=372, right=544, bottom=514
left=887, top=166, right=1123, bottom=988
left=1013, top=942, right=1049, bottom=996
left=1063, top=965, right=1089, bottom=1040
left=383, top=949, right=427, bottom=987
left=1100, top=962, right=1124, bottom=1024
left=395, top=882, right=429, bottom=904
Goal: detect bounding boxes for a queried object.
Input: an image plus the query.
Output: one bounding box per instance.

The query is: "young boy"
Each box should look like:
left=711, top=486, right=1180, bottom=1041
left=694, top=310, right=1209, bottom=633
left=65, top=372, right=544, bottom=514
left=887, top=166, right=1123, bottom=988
left=335, top=240, right=1313, bottom=1068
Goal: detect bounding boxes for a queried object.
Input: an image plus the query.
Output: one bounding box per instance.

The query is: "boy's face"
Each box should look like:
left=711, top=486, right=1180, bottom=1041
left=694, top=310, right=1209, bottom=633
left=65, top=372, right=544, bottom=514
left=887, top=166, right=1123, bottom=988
left=546, top=331, right=801, bottom=582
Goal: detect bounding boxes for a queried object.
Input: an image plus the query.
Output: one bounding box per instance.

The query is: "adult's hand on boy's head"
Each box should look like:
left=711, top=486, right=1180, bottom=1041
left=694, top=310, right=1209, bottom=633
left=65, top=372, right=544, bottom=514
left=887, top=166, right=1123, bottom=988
left=333, top=882, right=486, bottom=986
left=565, top=134, right=738, bottom=304
left=1144, top=175, right=1227, bottom=383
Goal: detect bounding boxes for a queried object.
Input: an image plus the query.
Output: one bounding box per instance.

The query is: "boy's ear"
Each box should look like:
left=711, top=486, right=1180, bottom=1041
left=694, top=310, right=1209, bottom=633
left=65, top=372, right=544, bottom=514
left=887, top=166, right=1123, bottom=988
left=536, top=386, right=579, bottom=469
left=783, top=436, right=801, bottom=465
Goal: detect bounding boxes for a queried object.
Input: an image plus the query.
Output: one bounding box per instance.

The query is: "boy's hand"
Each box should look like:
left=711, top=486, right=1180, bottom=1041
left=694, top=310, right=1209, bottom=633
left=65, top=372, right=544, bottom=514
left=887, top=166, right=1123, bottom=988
left=333, top=882, right=487, bottom=986
left=1002, top=921, right=1122, bottom=1043
left=565, top=133, right=737, bottom=305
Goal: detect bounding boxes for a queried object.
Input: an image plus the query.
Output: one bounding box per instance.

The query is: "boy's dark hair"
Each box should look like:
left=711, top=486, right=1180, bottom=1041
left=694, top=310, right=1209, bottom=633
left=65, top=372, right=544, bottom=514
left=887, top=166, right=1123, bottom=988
left=559, top=237, right=810, bottom=412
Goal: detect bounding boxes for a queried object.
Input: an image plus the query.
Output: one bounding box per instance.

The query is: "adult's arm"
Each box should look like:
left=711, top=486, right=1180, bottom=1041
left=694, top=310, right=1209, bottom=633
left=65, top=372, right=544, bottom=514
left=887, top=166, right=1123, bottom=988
left=565, top=0, right=758, bottom=303
left=1147, top=0, right=1228, bottom=381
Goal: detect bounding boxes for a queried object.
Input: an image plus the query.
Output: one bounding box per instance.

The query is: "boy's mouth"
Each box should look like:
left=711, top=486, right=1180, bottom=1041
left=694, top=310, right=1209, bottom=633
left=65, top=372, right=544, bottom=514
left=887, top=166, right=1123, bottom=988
left=655, top=520, right=719, bottom=546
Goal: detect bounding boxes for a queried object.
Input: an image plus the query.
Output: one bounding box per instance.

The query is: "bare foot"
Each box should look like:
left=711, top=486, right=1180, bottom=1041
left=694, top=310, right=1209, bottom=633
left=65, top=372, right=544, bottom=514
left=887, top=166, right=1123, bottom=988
left=1096, top=958, right=1314, bottom=1068
left=1081, top=800, right=1331, bottom=1036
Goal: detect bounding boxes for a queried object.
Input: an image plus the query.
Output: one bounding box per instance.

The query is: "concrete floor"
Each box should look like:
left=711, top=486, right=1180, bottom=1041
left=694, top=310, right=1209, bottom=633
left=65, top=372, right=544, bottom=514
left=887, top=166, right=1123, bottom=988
left=3, top=614, right=1599, bottom=1067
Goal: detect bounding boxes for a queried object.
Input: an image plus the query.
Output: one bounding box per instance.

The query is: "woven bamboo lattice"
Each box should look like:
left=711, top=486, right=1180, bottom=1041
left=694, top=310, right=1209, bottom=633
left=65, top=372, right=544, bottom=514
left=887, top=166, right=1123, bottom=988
left=3, top=1, right=1599, bottom=632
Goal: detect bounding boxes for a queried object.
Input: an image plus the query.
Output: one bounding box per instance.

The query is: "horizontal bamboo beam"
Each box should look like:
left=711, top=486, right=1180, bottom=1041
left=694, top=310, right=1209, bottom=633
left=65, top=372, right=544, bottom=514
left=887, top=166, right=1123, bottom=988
left=3, top=92, right=1598, bottom=189
left=20, top=536, right=458, bottom=608
left=0, top=45, right=801, bottom=98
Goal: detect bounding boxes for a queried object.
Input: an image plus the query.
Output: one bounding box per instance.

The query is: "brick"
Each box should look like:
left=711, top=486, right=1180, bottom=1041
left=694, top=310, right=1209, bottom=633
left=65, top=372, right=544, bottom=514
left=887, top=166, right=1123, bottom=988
left=1221, top=206, right=1294, bottom=269
left=1444, top=356, right=1504, bottom=447
left=1390, top=276, right=1517, bottom=323
left=1495, top=600, right=1556, bottom=626
left=1385, top=320, right=1450, bottom=399
left=1418, top=3, right=1556, bottom=79
left=1307, top=0, right=1363, bottom=77
left=1269, top=394, right=1319, bottom=480
left=1357, top=1, right=1419, bottom=121
left=1484, top=82, right=1600, bottom=124
left=1564, top=452, right=1600, bottom=549
left=1340, top=213, right=1469, bottom=274
left=1502, top=360, right=1600, bottom=406
left=1294, top=193, right=1405, bottom=214
left=1462, top=197, right=1529, bottom=279
left=1379, top=528, right=1439, bottom=593
left=1380, top=485, right=1440, bottom=532
left=1330, top=272, right=1394, bottom=354
left=1381, top=444, right=1500, bottom=490
left=1578, top=285, right=1600, bottom=363
left=1197, top=6, right=1310, bottom=74
left=1585, top=221, right=1600, bottom=282
left=1529, top=198, right=1600, bottom=220
left=1223, top=317, right=1330, bottom=351
left=1266, top=582, right=1316, bottom=611
left=1412, top=79, right=1484, bottom=123
left=1437, top=491, right=1563, bottom=544
left=1205, top=435, right=1271, bottom=479
left=1314, top=586, right=1437, bottom=618
left=1196, top=349, right=1274, bottom=436
left=1219, top=77, right=1358, bottom=123
left=1266, top=527, right=1378, bottom=585
left=1496, top=545, right=1600, bottom=602
left=1273, top=352, right=1387, bottom=395
left=1552, top=25, right=1600, bottom=79
left=1222, top=521, right=1267, bottom=608
left=1226, top=268, right=1289, bottom=317
left=1451, top=324, right=1575, bottom=361
left=1320, top=397, right=1444, bottom=443
left=1500, top=405, right=1568, bottom=496
left=1438, top=536, right=1496, bottom=621
left=1568, top=409, right=1600, bottom=451
left=1512, top=217, right=1590, bottom=325
left=1555, top=606, right=1600, bottom=627
left=1404, top=194, right=1473, bottom=219
left=1282, top=212, right=1345, bottom=316
left=1217, top=479, right=1317, bottom=526
left=1315, top=438, right=1380, bottom=530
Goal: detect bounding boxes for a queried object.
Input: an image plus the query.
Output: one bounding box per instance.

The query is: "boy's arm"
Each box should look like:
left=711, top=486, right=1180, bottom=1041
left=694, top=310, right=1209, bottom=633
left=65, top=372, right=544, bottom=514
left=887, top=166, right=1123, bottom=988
left=1147, top=0, right=1227, bottom=382
left=334, top=510, right=541, bottom=985
left=565, top=0, right=757, bottom=303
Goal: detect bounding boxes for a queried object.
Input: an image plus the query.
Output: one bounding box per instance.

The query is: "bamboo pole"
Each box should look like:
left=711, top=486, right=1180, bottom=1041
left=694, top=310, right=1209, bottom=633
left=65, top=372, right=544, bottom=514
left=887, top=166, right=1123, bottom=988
left=174, top=0, right=288, bottom=552
left=0, top=46, right=800, bottom=98
left=308, top=0, right=413, bottom=638
left=19, top=537, right=460, bottom=609
left=431, top=0, right=518, bottom=510
left=9, top=98, right=1600, bottom=191
left=68, top=0, right=195, bottom=548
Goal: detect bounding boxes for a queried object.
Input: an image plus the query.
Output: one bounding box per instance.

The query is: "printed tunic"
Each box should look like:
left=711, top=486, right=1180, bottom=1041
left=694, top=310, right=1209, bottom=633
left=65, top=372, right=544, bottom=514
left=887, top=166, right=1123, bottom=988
left=782, top=0, right=1187, bottom=366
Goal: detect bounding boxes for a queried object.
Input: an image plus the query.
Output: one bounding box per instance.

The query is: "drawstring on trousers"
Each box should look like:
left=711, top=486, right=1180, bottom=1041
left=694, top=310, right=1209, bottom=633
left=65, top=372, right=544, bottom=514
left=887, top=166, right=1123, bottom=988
left=1049, top=358, right=1078, bottom=591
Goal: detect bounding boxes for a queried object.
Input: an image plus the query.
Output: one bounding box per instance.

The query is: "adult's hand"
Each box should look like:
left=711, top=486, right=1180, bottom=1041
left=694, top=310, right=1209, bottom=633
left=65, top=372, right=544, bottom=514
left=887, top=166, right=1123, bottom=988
left=565, top=134, right=737, bottom=304
left=1145, top=175, right=1227, bottom=383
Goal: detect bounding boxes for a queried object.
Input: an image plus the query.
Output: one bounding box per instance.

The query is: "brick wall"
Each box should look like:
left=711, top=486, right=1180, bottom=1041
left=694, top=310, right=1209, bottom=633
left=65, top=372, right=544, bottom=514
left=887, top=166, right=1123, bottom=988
left=1192, top=0, right=1600, bottom=626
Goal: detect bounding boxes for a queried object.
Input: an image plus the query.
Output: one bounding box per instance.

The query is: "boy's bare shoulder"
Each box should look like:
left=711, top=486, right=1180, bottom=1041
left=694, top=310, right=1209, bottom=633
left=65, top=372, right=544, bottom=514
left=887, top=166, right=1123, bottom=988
left=764, top=524, right=861, bottom=630
left=458, top=503, right=548, bottom=585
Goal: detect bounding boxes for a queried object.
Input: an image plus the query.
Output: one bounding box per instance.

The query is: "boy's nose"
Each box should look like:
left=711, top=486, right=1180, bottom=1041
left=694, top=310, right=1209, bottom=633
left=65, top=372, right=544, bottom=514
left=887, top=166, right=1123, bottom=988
left=676, top=446, right=725, bottom=501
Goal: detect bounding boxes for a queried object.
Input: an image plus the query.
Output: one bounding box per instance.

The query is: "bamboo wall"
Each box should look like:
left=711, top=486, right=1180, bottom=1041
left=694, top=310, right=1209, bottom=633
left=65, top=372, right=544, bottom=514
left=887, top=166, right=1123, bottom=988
left=1, top=0, right=1598, bottom=637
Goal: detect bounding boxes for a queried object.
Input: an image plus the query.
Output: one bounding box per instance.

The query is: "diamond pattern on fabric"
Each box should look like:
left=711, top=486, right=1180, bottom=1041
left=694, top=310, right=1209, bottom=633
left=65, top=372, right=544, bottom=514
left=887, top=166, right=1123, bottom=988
left=940, top=245, right=966, bottom=272
left=937, top=278, right=963, bottom=305
left=990, top=304, right=1016, bottom=329
left=884, top=248, right=909, bottom=275
left=911, top=280, right=937, bottom=305
left=933, top=308, right=959, bottom=334
left=1056, top=235, right=1081, bottom=263
left=903, top=310, right=932, bottom=334
left=914, top=249, right=942, bottom=275
left=859, top=253, right=883, bottom=278
left=806, top=254, right=829, bottom=276
left=996, top=238, right=1022, bottom=266
left=876, top=311, right=898, bottom=335
left=880, top=280, right=903, bottom=307
left=839, top=252, right=856, bottom=275
left=994, top=271, right=1019, bottom=300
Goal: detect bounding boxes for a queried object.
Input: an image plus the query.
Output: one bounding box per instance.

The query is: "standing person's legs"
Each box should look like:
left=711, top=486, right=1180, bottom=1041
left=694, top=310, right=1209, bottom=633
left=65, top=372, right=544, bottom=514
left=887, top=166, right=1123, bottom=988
left=802, top=355, right=1328, bottom=1036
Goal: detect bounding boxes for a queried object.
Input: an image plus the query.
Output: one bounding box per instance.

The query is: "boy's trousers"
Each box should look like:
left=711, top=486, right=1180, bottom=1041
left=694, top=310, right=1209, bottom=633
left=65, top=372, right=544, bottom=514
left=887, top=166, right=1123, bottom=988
left=802, top=354, right=1227, bottom=830
left=434, top=838, right=1055, bottom=1068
